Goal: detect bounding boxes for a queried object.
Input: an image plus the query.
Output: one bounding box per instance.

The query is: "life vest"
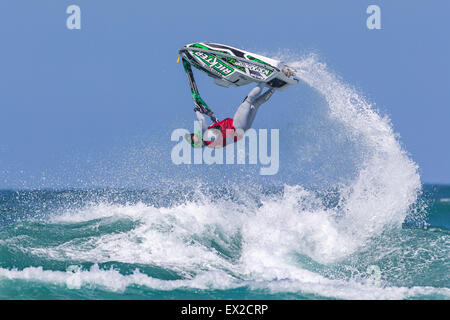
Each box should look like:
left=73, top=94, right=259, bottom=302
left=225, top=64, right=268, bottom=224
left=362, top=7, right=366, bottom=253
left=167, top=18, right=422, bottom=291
left=203, top=118, right=242, bottom=148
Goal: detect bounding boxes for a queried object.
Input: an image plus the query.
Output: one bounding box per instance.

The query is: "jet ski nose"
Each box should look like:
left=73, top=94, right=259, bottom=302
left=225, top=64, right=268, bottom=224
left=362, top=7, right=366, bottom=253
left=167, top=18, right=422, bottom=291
left=282, top=65, right=296, bottom=78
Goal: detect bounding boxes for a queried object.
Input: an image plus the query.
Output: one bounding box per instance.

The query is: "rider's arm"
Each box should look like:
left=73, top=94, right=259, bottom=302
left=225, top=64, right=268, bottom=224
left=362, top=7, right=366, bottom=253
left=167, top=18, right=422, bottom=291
left=196, top=110, right=220, bottom=143
left=195, top=110, right=209, bottom=133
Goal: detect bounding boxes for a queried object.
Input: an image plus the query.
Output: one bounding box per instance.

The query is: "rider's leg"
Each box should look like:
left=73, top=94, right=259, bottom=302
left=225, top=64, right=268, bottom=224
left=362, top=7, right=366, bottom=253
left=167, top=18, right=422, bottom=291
left=233, top=84, right=274, bottom=132
left=244, top=83, right=264, bottom=104
left=247, top=88, right=274, bottom=127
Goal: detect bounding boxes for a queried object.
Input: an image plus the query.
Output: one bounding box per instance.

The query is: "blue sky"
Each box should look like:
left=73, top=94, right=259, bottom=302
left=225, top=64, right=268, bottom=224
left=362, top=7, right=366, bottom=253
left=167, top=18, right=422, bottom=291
left=0, top=0, right=449, bottom=188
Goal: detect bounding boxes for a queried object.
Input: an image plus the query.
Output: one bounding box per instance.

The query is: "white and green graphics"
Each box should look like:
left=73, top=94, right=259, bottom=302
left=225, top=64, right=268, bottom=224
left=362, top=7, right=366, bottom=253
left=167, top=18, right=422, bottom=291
left=180, top=42, right=299, bottom=91
left=234, top=59, right=273, bottom=79
left=189, top=43, right=274, bottom=80
left=187, top=43, right=273, bottom=80
left=193, top=51, right=234, bottom=76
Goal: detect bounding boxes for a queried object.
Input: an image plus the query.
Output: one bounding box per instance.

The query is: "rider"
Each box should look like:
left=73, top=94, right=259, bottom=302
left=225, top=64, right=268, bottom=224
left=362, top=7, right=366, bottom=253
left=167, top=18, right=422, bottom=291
left=185, top=83, right=274, bottom=148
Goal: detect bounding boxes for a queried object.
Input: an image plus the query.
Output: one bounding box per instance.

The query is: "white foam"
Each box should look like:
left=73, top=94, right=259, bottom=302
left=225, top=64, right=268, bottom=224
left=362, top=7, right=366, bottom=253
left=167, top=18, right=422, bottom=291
left=41, top=200, right=246, bottom=275
left=0, top=265, right=238, bottom=292
left=0, top=265, right=448, bottom=300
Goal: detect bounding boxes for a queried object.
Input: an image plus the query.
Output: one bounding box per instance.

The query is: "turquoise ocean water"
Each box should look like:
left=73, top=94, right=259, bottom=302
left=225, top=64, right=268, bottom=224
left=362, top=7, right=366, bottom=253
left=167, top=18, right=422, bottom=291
left=0, top=185, right=448, bottom=300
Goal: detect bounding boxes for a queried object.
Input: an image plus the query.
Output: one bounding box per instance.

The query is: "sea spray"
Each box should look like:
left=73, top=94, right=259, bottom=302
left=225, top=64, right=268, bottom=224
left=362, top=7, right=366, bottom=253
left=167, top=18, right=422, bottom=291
left=289, top=54, right=422, bottom=240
